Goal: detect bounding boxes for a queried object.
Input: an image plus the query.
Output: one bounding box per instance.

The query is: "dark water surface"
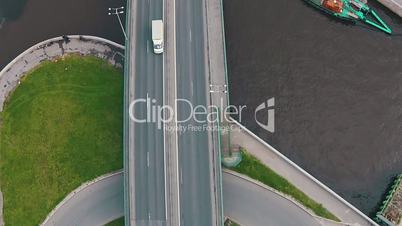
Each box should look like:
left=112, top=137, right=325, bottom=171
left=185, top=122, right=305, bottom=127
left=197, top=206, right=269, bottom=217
left=0, top=0, right=125, bottom=69
left=1, top=0, right=401, bottom=217
left=0, top=0, right=27, bottom=21
left=224, top=0, right=402, bottom=214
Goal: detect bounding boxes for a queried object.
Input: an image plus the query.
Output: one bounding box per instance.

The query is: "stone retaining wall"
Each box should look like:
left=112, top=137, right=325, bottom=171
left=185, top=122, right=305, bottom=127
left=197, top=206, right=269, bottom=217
left=0, top=36, right=124, bottom=226
left=0, top=35, right=124, bottom=112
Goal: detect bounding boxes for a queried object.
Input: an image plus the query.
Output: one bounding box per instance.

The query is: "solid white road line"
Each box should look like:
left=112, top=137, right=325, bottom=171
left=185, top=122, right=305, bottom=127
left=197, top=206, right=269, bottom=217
left=173, top=0, right=181, bottom=224
left=147, top=151, right=150, bottom=168
left=180, top=167, right=183, bottom=185
left=163, top=0, right=167, bottom=220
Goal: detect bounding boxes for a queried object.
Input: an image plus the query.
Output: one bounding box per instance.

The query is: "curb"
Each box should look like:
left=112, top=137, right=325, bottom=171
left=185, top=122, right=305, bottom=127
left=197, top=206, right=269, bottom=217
left=0, top=35, right=124, bottom=77
left=0, top=36, right=125, bottom=226
left=229, top=118, right=378, bottom=226
left=0, top=191, right=3, bottom=226
left=223, top=169, right=347, bottom=226
left=0, top=35, right=125, bottom=112
left=378, top=0, right=402, bottom=17
left=40, top=170, right=123, bottom=226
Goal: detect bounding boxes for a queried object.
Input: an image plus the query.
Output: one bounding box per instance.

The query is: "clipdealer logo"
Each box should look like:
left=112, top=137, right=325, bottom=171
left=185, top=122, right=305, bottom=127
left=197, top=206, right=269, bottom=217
left=128, top=94, right=246, bottom=130
left=254, top=98, right=275, bottom=133
left=128, top=94, right=275, bottom=133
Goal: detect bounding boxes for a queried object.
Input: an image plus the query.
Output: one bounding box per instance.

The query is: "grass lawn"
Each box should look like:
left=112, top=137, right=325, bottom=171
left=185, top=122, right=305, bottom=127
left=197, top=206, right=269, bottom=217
left=229, top=150, right=340, bottom=222
left=224, top=218, right=240, bottom=226
left=104, top=217, right=124, bottom=226
left=0, top=55, right=123, bottom=226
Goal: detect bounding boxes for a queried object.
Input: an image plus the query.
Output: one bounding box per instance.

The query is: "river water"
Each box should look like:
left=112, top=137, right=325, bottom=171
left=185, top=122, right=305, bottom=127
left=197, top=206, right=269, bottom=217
left=224, top=0, right=402, bottom=214
left=0, top=0, right=125, bottom=69
left=0, top=0, right=401, bottom=217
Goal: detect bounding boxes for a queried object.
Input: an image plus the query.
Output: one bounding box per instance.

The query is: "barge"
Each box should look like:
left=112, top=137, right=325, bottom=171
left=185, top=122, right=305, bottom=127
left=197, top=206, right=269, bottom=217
left=375, top=174, right=402, bottom=226
left=305, top=0, right=393, bottom=34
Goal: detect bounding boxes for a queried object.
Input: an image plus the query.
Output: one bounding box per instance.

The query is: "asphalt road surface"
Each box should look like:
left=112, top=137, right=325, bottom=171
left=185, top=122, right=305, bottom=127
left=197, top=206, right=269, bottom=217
left=41, top=173, right=124, bottom=226
left=175, top=0, right=215, bottom=225
left=42, top=171, right=321, bottom=226
left=223, top=172, right=321, bottom=226
left=127, top=0, right=166, bottom=225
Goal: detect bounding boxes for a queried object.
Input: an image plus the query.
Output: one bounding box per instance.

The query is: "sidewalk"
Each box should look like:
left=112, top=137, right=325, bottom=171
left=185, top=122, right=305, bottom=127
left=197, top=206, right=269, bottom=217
left=204, top=0, right=230, bottom=224
left=378, top=0, right=402, bottom=18
left=230, top=120, right=377, bottom=226
left=205, top=0, right=228, bottom=102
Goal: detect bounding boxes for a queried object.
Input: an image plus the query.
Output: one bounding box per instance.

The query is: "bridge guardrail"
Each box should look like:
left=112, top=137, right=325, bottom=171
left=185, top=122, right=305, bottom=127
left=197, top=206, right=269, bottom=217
left=123, top=0, right=131, bottom=225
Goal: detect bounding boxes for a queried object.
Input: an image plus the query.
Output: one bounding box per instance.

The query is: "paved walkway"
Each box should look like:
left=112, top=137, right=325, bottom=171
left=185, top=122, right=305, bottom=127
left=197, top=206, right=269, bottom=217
left=378, top=0, right=402, bottom=17
left=0, top=35, right=124, bottom=112
left=230, top=120, right=378, bottom=226
left=204, top=0, right=230, bottom=222
left=205, top=0, right=228, bottom=105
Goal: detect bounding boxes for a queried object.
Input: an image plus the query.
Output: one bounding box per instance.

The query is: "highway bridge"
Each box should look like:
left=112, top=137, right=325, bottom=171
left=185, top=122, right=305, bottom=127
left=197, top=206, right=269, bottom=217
left=124, top=0, right=224, bottom=225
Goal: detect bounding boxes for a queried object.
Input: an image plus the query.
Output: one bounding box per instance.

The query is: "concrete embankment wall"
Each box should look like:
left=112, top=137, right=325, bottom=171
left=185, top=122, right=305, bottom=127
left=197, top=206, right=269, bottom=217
left=0, top=36, right=124, bottom=226
left=0, top=35, right=124, bottom=112
left=378, top=0, right=402, bottom=18
left=230, top=119, right=378, bottom=226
